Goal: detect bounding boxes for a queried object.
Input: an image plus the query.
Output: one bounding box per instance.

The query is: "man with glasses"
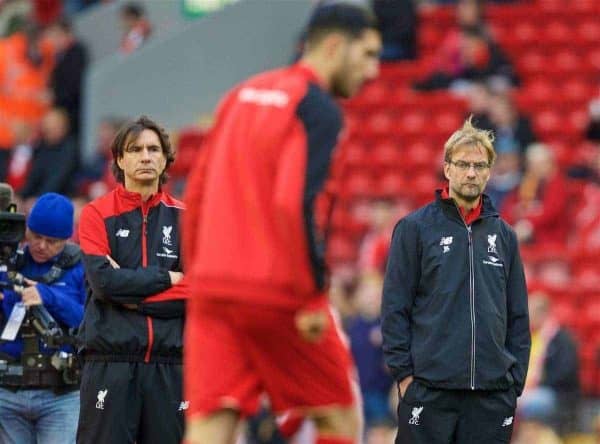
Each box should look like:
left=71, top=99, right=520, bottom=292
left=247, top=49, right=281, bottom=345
left=382, top=117, right=530, bottom=444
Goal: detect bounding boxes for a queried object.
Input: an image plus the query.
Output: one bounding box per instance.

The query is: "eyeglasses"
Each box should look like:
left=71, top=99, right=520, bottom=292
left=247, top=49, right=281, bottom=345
left=447, top=160, right=490, bottom=172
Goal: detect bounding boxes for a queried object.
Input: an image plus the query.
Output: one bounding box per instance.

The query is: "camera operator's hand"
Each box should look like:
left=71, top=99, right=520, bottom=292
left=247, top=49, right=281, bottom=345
left=23, top=278, right=38, bottom=286
left=21, top=285, right=42, bottom=307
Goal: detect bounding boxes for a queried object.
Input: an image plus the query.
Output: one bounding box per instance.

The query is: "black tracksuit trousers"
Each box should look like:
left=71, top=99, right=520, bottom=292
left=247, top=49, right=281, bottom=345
left=396, top=380, right=517, bottom=444
left=76, top=361, right=185, bottom=444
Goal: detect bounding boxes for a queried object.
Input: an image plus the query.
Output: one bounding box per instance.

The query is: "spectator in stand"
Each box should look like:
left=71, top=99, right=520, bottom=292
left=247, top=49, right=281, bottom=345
left=31, top=0, right=61, bottom=26
left=371, top=0, right=417, bottom=61
left=571, top=148, right=600, bottom=257
left=485, top=148, right=521, bottom=209
left=0, top=0, right=31, bottom=37
left=487, top=91, right=536, bottom=158
left=518, top=292, right=579, bottom=433
left=0, top=21, right=54, bottom=180
left=466, top=81, right=494, bottom=129
left=501, top=143, right=569, bottom=245
left=63, top=0, right=101, bottom=16
left=512, top=420, right=564, bottom=444
left=20, top=107, right=78, bottom=201
left=46, top=17, right=88, bottom=135
left=119, top=2, right=152, bottom=54
left=585, top=89, right=600, bottom=142
left=414, top=0, right=518, bottom=91
left=76, top=116, right=124, bottom=199
left=358, top=199, right=409, bottom=274
left=346, top=273, right=395, bottom=443
left=5, top=121, right=33, bottom=194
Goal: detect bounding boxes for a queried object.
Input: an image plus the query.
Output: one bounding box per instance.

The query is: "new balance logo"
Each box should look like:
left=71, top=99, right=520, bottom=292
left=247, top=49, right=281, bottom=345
left=440, top=236, right=453, bottom=254
left=178, top=401, right=189, bottom=411
left=96, top=389, right=108, bottom=410
left=408, top=406, right=423, bottom=425
left=502, top=416, right=513, bottom=427
left=116, top=229, right=130, bottom=238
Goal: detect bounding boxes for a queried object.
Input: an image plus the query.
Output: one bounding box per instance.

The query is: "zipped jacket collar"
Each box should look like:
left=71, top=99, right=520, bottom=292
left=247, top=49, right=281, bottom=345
left=434, top=188, right=499, bottom=222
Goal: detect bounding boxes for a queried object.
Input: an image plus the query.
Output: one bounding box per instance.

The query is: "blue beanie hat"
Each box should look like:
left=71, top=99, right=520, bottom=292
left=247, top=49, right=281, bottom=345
left=27, top=193, right=74, bottom=239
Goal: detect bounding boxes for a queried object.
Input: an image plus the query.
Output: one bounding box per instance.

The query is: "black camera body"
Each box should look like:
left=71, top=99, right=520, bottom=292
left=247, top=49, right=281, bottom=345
left=0, top=206, right=26, bottom=267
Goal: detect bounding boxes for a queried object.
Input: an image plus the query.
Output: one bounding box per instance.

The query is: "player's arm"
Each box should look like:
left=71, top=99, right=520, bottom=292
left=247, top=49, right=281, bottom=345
left=504, top=231, right=531, bottom=396
left=78, top=204, right=172, bottom=304
left=382, top=218, right=421, bottom=384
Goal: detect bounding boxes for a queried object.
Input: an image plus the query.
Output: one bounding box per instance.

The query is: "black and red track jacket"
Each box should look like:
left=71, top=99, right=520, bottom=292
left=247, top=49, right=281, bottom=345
left=183, top=63, right=343, bottom=309
left=78, top=185, right=188, bottom=363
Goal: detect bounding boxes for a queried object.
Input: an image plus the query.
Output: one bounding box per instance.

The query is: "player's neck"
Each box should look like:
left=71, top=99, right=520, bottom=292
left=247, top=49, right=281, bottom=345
left=300, top=54, right=332, bottom=92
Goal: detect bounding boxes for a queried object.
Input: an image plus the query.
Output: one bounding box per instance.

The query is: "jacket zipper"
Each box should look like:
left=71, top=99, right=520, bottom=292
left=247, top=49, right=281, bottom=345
left=453, top=202, right=477, bottom=390
left=141, top=204, right=154, bottom=363
left=467, top=226, right=476, bottom=390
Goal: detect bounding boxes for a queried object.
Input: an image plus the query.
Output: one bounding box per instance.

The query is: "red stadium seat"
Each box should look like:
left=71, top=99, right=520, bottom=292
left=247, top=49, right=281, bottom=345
left=405, top=141, right=437, bottom=172
left=399, top=111, right=427, bottom=135
left=522, top=79, right=554, bottom=103
left=544, top=21, right=571, bottom=45
left=375, top=172, right=408, bottom=199
left=517, top=51, right=547, bottom=77
left=547, top=51, right=581, bottom=76
left=533, top=109, right=562, bottom=138
left=342, top=171, right=374, bottom=199
left=586, top=48, right=600, bottom=72
left=578, top=20, right=600, bottom=45
left=562, top=79, right=593, bottom=103
left=371, top=140, right=403, bottom=169
left=419, top=25, right=443, bottom=51
left=366, top=111, right=396, bottom=135
left=514, top=22, right=538, bottom=45
left=327, top=234, right=358, bottom=263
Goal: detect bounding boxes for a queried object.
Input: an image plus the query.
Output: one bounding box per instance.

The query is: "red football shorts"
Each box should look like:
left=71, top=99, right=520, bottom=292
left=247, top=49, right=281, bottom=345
left=184, top=296, right=355, bottom=419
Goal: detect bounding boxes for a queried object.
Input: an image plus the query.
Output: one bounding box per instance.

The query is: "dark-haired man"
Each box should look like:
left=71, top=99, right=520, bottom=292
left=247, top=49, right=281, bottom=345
left=46, top=17, right=88, bottom=134
left=183, top=3, right=381, bottom=444
left=76, top=116, right=188, bottom=444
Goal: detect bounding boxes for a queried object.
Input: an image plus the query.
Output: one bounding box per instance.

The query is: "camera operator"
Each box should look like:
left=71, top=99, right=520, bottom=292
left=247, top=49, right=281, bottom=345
left=0, top=192, right=85, bottom=444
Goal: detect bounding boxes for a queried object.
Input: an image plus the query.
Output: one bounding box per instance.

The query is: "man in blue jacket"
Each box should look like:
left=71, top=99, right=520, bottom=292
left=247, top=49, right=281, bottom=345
left=0, top=193, right=85, bottom=444
left=382, top=118, right=530, bottom=444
